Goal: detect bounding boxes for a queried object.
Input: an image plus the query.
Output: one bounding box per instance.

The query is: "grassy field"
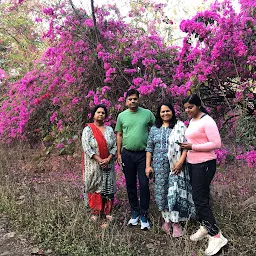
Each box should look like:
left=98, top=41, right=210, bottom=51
left=0, top=144, right=255, bottom=256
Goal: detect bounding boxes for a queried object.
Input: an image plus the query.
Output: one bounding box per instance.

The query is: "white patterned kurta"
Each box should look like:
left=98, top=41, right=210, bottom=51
left=167, top=121, right=196, bottom=222
left=82, top=126, right=116, bottom=203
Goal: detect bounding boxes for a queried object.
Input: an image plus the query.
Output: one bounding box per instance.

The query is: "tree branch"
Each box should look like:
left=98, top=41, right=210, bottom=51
left=91, top=0, right=99, bottom=43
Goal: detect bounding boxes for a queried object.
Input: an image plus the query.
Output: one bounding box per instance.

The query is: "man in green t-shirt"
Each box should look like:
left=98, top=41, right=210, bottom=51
left=115, top=89, right=155, bottom=230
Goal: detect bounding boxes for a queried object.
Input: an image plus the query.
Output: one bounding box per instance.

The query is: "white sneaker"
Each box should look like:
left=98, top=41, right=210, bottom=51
left=140, top=216, right=150, bottom=230
left=190, top=226, right=208, bottom=241
left=205, top=232, right=228, bottom=256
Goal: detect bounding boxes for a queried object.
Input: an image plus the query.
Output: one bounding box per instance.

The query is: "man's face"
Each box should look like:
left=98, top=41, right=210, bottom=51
left=126, top=94, right=139, bottom=110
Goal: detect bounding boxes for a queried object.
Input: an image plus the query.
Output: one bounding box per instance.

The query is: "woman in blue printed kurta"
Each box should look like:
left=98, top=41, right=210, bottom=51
left=146, top=103, right=195, bottom=238
left=146, top=126, right=171, bottom=210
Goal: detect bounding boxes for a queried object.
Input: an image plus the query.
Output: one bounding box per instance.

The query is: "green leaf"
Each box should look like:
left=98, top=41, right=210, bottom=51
left=45, top=146, right=52, bottom=155
left=43, top=135, right=52, bottom=141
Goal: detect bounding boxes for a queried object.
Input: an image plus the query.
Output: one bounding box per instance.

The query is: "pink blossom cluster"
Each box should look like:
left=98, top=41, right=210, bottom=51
left=236, top=150, right=256, bottom=167
left=173, top=0, right=256, bottom=98
left=0, top=3, right=179, bottom=149
left=215, top=148, right=228, bottom=164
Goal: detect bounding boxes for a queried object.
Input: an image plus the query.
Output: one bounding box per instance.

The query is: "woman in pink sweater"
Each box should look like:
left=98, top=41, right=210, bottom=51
left=180, top=94, right=228, bottom=256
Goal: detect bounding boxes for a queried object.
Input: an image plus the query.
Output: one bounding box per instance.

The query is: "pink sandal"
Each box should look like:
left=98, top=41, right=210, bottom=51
left=162, top=222, right=171, bottom=236
left=106, top=215, right=113, bottom=221
left=90, top=215, right=98, bottom=222
left=172, top=223, right=183, bottom=238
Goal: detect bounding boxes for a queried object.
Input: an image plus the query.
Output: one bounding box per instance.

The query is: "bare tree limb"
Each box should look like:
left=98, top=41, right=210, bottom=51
left=69, top=0, right=81, bottom=18
left=0, top=27, right=20, bottom=45
left=91, top=0, right=99, bottom=43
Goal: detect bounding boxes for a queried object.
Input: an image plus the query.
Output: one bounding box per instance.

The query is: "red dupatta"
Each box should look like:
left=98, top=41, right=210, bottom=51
left=88, top=123, right=109, bottom=159
left=82, top=123, right=109, bottom=180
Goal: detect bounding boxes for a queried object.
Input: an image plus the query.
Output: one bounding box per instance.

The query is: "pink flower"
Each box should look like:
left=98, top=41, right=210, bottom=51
left=43, top=7, right=54, bottom=16
left=35, top=17, right=42, bottom=22
left=96, top=44, right=103, bottom=52
left=132, top=57, right=138, bottom=65
left=124, top=68, right=137, bottom=74
left=86, top=91, right=95, bottom=98
left=56, top=143, right=64, bottom=149
left=104, top=62, right=111, bottom=70
left=71, top=97, right=79, bottom=105
left=83, top=19, right=94, bottom=28
left=50, top=112, right=57, bottom=123
left=101, top=86, right=111, bottom=94
left=133, top=78, right=143, bottom=85
left=53, top=97, right=58, bottom=105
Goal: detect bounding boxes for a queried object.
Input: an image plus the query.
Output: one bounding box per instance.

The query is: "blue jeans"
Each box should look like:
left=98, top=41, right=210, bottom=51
left=121, top=149, right=149, bottom=216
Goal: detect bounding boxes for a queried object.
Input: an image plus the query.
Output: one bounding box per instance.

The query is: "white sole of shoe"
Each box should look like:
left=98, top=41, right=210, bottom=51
left=190, top=234, right=208, bottom=242
left=140, top=222, right=150, bottom=230
left=128, top=222, right=139, bottom=226
left=141, top=226, right=150, bottom=230
left=127, top=216, right=140, bottom=226
left=205, top=238, right=228, bottom=256
left=127, top=220, right=139, bottom=226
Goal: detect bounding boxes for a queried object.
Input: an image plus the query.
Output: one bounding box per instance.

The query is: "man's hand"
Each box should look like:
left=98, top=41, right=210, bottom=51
left=145, top=166, right=153, bottom=178
left=117, top=153, right=122, bottom=165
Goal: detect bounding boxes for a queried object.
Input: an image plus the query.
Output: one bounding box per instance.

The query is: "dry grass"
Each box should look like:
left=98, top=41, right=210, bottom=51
left=0, top=143, right=255, bottom=256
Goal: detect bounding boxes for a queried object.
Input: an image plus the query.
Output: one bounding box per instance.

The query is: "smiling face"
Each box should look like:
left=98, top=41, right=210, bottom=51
left=184, top=102, right=201, bottom=118
left=93, top=107, right=106, bottom=122
left=126, top=93, right=139, bottom=111
left=160, top=105, right=173, bottom=122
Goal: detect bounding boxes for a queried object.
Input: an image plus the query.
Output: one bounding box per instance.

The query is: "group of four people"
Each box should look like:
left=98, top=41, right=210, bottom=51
left=81, top=89, right=228, bottom=256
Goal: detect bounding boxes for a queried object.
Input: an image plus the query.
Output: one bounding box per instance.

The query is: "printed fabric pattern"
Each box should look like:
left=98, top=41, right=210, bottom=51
left=82, top=126, right=116, bottom=200
left=146, top=125, right=172, bottom=211
left=167, top=120, right=196, bottom=222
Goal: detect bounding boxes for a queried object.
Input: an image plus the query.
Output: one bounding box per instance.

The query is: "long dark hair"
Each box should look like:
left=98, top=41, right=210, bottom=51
left=182, top=94, right=209, bottom=114
left=155, top=103, right=177, bottom=128
left=91, top=104, right=108, bottom=120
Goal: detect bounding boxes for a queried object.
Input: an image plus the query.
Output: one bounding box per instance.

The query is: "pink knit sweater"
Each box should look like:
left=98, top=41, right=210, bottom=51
left=185, top=115, right=221, bottom=164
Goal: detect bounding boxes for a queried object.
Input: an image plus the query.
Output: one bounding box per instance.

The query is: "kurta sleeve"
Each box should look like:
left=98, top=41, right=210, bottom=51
left=108, top=127, right=117, bottom=156
left=146, top=126, right=155, bottom=153
left=81, top=126, right=96, bottom=158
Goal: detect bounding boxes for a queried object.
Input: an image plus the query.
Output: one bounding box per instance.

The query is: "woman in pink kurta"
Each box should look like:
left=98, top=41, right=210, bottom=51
left=180, top=94, right=228, bottom=256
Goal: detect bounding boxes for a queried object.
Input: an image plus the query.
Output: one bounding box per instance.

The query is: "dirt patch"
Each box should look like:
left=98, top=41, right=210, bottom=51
left=0, top=215, right=32, bottom=256
left=0, top=215, right=54, bottom=256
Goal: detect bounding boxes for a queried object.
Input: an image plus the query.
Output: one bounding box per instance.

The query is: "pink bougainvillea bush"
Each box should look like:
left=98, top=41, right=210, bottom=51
left=0, top=3, right=179, bottom=153
left=172, top=0, right=255, bottom=116
left=172, top=0, right=256, bottom=166
left=0, top=0, right=255, bottom=165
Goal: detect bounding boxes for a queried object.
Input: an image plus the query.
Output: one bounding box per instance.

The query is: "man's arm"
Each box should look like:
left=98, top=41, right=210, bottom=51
left=116, top=131, right=123, bottom=165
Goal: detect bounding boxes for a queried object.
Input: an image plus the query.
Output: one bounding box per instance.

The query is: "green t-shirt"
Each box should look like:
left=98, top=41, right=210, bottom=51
left=115, top=107, right=155, bottom=151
